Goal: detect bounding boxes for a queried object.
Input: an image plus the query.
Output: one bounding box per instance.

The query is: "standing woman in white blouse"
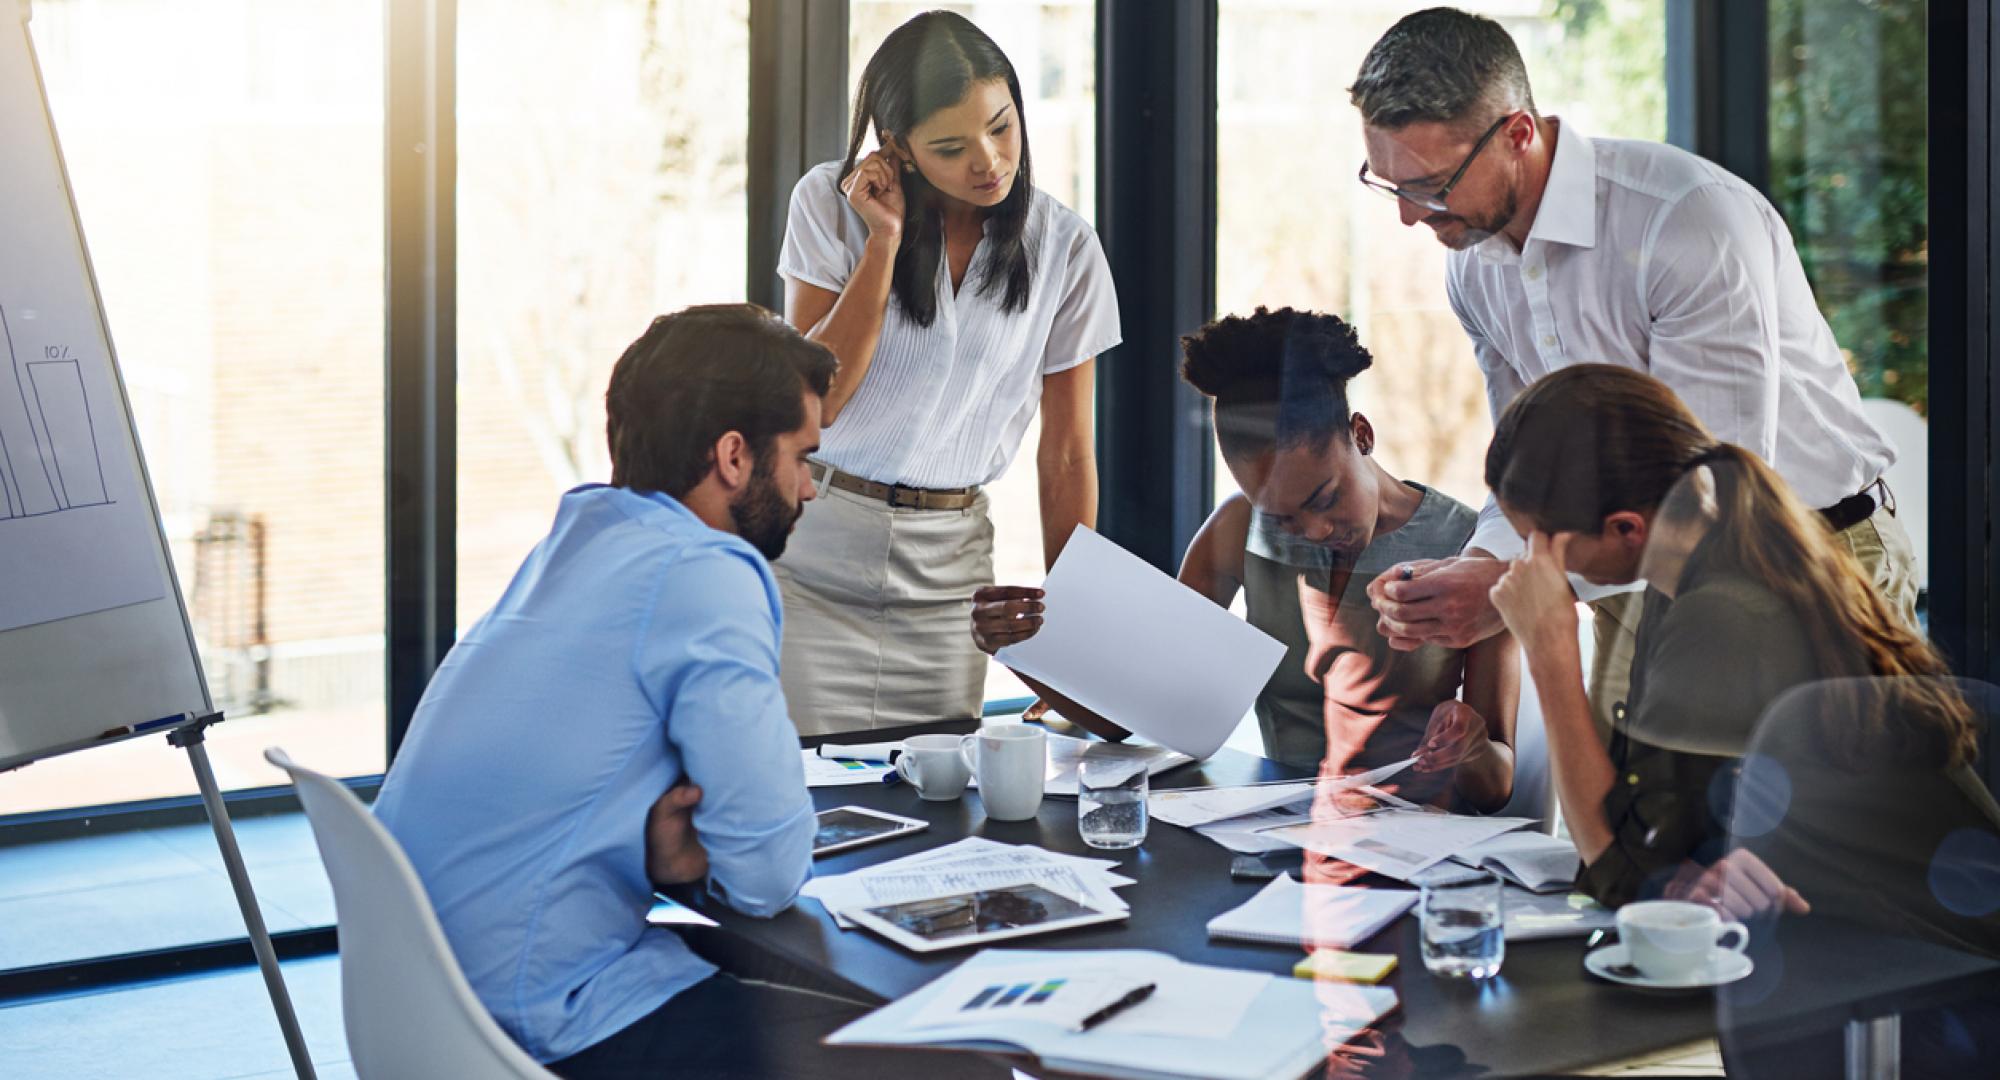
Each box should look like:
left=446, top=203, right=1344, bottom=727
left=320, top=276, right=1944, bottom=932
left=775, top=11, right=1120, bottom=735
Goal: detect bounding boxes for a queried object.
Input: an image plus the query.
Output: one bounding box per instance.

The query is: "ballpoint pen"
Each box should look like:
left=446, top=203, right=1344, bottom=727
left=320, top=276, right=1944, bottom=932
left=1078, top=983, right=1156, bottom=1032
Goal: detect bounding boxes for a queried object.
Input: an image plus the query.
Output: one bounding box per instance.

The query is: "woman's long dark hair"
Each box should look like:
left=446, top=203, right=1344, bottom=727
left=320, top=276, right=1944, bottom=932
left=841, top=10, right=1034, bottom=328
left=1485, top=364, right=1976, bottom=770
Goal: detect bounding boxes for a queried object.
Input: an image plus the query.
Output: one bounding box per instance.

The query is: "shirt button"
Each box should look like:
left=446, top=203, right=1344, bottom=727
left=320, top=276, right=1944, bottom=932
left=1525, top=266, right=1543, bottom=281
left=1542, top=335, right=1558, bottom=347
left=1627, top=774, right=1641, bottom=786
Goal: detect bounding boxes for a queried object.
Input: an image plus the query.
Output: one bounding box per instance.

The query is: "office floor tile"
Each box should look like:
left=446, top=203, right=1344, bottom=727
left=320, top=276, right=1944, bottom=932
left=0, top=829, right=211, bottom=903
left=0, top=812, right=333, bottom=970
left=0, top=955, right=350, bottom=1080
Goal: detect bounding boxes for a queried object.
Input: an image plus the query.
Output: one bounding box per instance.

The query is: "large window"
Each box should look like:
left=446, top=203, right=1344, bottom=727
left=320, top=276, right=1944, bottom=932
left=1769, top=0, right=1930, bottom=592
left=1213, top=0, right=1667, bottom=515
left=848, top=0, right=1097, bottom=703
left=5, top=0, right=386, bottom=815
left=455, top=1, right=751, bottom=627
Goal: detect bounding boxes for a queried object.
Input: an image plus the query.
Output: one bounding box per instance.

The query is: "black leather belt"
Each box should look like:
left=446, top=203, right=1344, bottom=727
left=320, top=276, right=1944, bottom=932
left=1820, top=479, right=1888, bottom=533
left=808, top=461, right=980, bottom=511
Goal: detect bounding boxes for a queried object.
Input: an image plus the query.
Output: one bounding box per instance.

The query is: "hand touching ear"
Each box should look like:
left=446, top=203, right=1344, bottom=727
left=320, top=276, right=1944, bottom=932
left=841, top=148, right=907, bottom=241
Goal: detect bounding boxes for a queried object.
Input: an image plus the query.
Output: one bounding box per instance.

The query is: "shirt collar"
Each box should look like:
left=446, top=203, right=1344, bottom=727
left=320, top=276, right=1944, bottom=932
left=1528, top=118, right=1597, bottom=249
left=1473, top=117, right=1597, bottom=261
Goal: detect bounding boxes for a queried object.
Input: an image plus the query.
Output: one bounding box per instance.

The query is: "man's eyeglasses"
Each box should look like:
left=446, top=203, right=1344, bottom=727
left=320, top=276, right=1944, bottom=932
left=1357, top=113, right=1514, bottom=214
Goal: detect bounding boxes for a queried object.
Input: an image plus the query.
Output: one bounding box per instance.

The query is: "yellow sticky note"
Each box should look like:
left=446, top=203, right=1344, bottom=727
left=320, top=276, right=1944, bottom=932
left=1292, top=950, right=1398, bottom=984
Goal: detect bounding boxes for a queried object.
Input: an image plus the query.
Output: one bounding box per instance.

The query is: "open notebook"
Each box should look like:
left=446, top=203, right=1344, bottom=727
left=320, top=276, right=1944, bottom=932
left=827, top=948, right=1398, bottom=1080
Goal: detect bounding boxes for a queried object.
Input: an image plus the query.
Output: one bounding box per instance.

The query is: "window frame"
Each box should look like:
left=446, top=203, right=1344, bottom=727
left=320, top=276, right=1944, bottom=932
left=5, top=0, right=1996, bottom=995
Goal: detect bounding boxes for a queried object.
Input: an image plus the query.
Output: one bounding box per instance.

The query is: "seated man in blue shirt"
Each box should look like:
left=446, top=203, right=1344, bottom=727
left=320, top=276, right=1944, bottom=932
left=375, top=305, right=965, bottom=1078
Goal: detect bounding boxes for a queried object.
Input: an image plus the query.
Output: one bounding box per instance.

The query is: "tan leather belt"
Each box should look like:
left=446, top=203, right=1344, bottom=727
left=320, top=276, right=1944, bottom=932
left=810, top=461, right=980, bottom=511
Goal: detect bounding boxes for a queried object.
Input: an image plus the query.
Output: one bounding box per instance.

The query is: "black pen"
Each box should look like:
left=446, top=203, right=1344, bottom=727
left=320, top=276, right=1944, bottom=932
left=1078, top=983, right=1156, bottom=1032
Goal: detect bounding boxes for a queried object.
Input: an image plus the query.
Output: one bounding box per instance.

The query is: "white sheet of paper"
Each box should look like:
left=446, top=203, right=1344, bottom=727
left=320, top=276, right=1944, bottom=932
left=905, top=964, right=1131, bottom=1032
left=1090, top=963, right=1266, bottom=1041
left=1148, top=782, right=1319, bottom=829
left=800, top=749, right=894, bottom=787
left=1192, top=796, right=1317, bottom=853
left=1261, top=811, right=1535, bottom=880
left=1333, top=756, right=1419, bottom=792
left=996, top=526, right=1285, bottom=760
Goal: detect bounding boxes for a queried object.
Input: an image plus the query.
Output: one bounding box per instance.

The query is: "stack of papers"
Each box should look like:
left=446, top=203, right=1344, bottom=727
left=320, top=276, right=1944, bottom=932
left=995, top=527, right=1286, bottom=760
left=827, top=947, right=1398, bottom=1080
left=802, top=838, right=1134, bottom=952
left=1260, top=810, right=1536, bottom=881
left=1148, top=757, right=1420, bottom=854
left=1207, top=875, right=1418, bottom=949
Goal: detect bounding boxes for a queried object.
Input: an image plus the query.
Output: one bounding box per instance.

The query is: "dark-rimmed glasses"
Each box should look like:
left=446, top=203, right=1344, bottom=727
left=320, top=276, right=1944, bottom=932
left=1358, top=113, right=1514, bottom=213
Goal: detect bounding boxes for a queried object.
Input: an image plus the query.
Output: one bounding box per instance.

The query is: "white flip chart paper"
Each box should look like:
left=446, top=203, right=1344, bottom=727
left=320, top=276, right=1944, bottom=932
left=997, top=526, right=1286, bottom=760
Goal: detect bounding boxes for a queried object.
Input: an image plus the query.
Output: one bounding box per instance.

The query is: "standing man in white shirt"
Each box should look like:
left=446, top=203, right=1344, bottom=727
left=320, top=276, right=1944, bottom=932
left=1349, top=7, right=1914, bottom=732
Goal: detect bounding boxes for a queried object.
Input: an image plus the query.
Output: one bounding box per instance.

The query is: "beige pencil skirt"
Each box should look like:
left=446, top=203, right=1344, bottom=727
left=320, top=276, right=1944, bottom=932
left=772, top=484, right=993, bottom=736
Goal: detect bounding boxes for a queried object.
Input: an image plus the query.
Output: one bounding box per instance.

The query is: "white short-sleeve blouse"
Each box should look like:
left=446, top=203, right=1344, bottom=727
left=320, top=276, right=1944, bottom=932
left=777, top=160, right=1121, bottom=489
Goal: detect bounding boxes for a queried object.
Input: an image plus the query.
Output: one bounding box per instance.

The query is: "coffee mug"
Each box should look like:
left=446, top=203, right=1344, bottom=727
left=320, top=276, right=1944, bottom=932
left=894, top=734, right=971, bottom=801
left=1617, top=900, right=1749, bottom=982
left=959, top=724, right=1047, bottom=821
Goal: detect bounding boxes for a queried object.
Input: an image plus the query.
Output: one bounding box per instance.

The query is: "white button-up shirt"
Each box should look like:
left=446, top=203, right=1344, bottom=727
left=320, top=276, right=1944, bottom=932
left=779, top=161, right=1121, bottom=490
left=1447, top=121, right=1896, bottom=560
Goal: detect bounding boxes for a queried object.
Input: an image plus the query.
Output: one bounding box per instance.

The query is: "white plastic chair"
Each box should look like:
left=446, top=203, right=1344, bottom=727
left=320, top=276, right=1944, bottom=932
left=265, top=748, right=555, bottom=1079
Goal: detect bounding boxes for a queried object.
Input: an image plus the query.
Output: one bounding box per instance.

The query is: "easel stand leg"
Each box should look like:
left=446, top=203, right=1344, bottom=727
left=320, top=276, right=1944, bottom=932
left=172, top=721, right=318, bottom=1080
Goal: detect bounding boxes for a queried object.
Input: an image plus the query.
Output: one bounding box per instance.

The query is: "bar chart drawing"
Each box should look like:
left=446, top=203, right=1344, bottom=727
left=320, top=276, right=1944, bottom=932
left=0, top=303, right=112, bottom=521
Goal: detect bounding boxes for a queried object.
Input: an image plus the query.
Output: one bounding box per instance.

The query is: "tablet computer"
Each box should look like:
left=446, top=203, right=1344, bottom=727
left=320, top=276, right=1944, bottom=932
left=813, top=805, right=929, bottom=856
left=846, top=880, right=1128, bottom=953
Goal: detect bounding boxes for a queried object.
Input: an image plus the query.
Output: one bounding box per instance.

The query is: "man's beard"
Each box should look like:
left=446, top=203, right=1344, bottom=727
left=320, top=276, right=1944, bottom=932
left=730, top=464, right=802, bottom=561
left=1429, top=183, right=1519, bottom=251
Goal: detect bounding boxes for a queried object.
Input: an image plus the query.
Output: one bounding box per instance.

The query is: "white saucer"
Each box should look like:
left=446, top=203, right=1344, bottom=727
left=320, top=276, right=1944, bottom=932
left=1584, top=943, right=1754, bottom=990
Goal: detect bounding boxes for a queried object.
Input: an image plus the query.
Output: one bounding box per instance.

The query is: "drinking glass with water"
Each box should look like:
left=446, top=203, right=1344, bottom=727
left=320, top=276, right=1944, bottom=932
left=1420, top=869, right=1505, bottom=979
left=1077, top=748, right=1148, bottom=850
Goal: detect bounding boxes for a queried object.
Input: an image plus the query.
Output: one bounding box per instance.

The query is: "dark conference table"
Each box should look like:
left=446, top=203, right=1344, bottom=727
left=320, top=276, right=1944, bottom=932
left=674, top=718, right=1999, bottom=1078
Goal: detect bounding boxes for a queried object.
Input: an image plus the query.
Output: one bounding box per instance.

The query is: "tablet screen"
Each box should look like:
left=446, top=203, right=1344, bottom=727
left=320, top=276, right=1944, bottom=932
left=813, top=808, right=915, bottom=853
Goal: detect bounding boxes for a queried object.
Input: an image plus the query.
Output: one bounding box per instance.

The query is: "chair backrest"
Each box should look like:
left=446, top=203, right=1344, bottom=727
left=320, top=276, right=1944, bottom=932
left=265, top=748, right=554, bottom=1080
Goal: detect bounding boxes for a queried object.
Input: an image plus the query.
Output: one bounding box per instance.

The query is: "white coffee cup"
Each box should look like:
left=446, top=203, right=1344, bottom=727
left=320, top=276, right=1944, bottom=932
left=960, top=724, right=1046, bottom=821
left=1617, top=900, right=1749, bottom=982
left=894, top=734, right=971, bottom=801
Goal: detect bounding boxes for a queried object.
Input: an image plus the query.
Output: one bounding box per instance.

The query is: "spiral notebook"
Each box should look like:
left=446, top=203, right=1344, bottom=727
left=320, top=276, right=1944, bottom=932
left=1206, top=876, right=1418, bottom=949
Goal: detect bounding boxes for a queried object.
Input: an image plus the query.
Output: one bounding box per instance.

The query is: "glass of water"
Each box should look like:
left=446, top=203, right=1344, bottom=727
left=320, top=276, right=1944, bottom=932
left=1077, top=747, right=1148, bottom=850
left=1420, top=869, right=1505, bottom=979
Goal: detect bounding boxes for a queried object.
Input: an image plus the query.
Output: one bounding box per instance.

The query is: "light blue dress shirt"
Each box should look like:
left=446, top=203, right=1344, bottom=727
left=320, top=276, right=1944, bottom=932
left=374, top=484, right=815, bottom=1063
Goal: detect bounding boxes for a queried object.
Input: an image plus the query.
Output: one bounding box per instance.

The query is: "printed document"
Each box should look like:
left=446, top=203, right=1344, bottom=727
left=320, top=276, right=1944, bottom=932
left=1261, top=810, right=1535, bottom=880
left=996, top=526, right=1285, bottom=759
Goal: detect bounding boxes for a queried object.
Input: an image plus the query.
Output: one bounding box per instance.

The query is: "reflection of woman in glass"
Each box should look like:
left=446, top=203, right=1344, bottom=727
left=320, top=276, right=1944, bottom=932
left=975, top=309, right=1518, bottom=812
left=1485, top=365, right=1997, bottom=944
left=775, top=11, right=1119, bottom=735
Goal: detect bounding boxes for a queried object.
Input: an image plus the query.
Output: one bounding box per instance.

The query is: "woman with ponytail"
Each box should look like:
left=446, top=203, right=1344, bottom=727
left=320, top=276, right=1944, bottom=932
left=975, top=308, right=1520, bottom=812
left=1485, top=365, right=1997, bottom=949
left=775, top=11, right=1119, bottom=734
